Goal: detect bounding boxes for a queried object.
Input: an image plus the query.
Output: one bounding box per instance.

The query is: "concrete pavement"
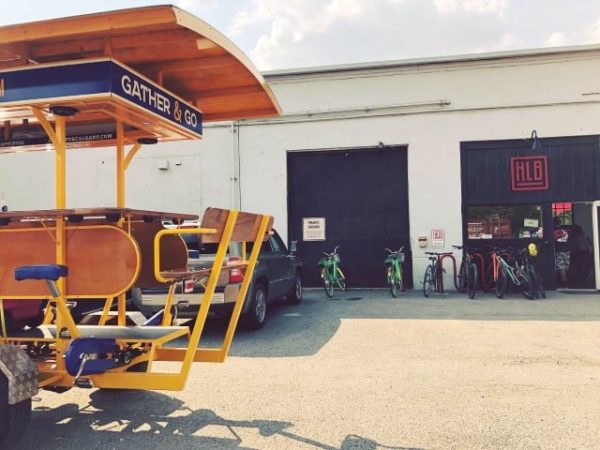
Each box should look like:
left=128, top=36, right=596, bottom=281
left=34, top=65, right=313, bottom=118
left=19, top=289, right=600, bottom=449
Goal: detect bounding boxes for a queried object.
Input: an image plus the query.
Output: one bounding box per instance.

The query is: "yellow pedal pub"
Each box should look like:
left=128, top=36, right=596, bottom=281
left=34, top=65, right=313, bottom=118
left=0, top=5, right=281, bottom=446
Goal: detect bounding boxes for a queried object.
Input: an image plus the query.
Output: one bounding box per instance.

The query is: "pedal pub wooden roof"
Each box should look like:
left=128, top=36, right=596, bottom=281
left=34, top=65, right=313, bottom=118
left=0, top=5, right=281, bottom=152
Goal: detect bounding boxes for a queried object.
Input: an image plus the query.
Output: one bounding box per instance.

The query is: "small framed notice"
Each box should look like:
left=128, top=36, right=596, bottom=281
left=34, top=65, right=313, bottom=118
left=303, top=217, right=326, bottom=241
left=431, top=229, right=445, bottom=248
left=523, top=218, right=539, bottom=228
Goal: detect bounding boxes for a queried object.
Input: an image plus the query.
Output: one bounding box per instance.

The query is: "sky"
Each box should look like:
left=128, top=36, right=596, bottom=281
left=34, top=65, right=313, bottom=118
left=3, top=1, right=600, bottom=71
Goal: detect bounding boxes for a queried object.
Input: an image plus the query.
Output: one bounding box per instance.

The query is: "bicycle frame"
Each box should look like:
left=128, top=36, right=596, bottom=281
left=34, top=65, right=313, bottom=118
left=423, top=251, right=455, bottom=296
left=385, top=247, right=404, bottom=282
left=319, top=254, right=344, bottom=282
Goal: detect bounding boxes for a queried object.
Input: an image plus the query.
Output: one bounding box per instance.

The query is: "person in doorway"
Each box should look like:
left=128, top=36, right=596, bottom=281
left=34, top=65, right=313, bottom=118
left=568, top=224, right=592, bottom=288
left=553, top=217, right=570, bottom=286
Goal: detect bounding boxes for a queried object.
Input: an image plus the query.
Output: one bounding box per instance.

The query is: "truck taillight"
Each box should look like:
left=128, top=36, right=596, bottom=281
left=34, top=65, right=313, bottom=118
left=229, top=256, right=243, bottom=283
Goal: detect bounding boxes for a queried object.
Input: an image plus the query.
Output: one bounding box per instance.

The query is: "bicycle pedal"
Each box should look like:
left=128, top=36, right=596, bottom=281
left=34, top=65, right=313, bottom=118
left=73, top=377, right=94, bottom=389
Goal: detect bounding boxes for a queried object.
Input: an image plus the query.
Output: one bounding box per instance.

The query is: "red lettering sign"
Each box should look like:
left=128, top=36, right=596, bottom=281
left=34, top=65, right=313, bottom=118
left=510, top=156, right=549, bottom=191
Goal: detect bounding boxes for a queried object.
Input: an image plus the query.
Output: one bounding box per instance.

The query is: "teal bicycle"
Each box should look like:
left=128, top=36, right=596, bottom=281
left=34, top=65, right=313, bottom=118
left=385, top=247, right=405, bottom=297
left=318, top=245, right=346, bottom=298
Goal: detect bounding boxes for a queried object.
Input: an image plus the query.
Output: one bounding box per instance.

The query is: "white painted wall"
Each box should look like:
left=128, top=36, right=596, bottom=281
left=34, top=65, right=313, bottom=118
left=3, top=48, right=600, bottom=287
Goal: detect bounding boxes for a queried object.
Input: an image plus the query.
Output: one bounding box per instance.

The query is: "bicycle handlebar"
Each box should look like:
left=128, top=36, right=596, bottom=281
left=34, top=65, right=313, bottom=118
left=322, top=245, right=340, bottom=257
left=385, top=246, right=405, bottom=255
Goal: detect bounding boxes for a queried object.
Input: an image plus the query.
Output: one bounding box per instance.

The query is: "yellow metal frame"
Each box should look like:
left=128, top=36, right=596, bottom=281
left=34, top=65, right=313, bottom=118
left=1, top=58, right=274, bottom=392
left=3, top=208, right=271, bottom=390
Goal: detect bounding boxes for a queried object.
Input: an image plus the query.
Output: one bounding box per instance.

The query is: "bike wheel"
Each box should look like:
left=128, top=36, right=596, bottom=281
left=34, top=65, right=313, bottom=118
left=398, top=267, right=406, bottom=292
left=337, top=268, right=346, bottom=291
left=517, top=270, right=535, bottom=300
left=484, top=263, right=495, bottom=292
left=528, top=266, right=546, bottom=299
left=387, top=266, right=397, bottom=297
left=322, top=269, right=334, bottom=298
left=386, top=266, right=393, bottom=285
left=423, top=265, right=434, bottom=297
left=457, top=261, right=467, bottom=292
left=495, top=267, right=508, bottom=299
left=467, top=263, right=478, bottom=299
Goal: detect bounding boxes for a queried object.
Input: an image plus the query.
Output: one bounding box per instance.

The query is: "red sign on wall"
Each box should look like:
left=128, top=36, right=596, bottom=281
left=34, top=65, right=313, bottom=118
left=510, top=156, right=549, bottom=191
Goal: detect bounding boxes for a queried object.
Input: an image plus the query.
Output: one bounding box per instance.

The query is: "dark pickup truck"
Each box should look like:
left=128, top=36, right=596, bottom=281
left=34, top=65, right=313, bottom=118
left=131, top=228, right=303, bottom=329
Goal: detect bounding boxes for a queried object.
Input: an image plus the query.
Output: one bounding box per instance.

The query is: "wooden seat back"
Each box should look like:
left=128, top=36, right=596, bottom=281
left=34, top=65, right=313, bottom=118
left=200, top=208, right=273, bottom=243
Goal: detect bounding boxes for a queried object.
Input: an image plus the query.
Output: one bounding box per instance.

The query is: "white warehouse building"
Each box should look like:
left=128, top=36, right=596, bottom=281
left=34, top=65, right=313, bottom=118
left=3, top=44, right=600, bottom=290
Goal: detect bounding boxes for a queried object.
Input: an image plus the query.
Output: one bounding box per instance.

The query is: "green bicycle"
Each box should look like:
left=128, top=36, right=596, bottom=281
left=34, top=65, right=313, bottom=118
left=318, top=245, right=346, bottom=298
left=385, top=247, right=405, bottom=297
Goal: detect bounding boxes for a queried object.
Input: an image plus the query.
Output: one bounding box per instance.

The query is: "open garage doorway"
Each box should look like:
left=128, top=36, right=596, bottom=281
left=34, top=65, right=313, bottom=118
left=287, top=146, right=411, bottom=287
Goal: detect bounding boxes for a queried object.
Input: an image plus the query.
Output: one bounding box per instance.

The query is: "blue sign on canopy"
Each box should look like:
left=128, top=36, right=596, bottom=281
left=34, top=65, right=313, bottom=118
left=0, top=59, right=203, bottom=136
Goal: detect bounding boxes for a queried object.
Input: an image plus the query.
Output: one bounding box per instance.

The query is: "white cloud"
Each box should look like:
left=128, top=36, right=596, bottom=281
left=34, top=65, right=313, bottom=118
left=584, top=17, right=600, bottom=43
left=543, top=32, right=570, bottom=47
left=434, top=0, right=507, bottom=16
left=230, top=0, right=368, bottom=68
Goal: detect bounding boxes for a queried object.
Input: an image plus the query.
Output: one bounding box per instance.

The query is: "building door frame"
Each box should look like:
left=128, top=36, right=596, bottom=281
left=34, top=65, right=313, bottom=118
left=592, top=201, right=600, bottom=290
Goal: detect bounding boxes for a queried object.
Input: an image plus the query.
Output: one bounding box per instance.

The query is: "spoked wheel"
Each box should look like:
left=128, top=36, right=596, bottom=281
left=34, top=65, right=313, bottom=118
left=322, top=269, right=334, bottom=298
left=336, top=268, right=346, bottom=291
left=0, top=374, right=31, bottom=448
left=484, top=264, right=496, bottom=292
left=467, top=263, right=478, bottom=299
left=423, top=266, right=434, bottom=297
left=387, top=266, right=397, bottom=297
left=516, top=270, right=535, bottom=300
left=457, top=261, right=467, bottom=293
left=495, top=268, right=508, bottom=299
left=528, top=267, right=545, bottom=299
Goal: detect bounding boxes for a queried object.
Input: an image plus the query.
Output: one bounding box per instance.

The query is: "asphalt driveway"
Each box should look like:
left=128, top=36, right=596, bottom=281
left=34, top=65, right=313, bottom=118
left=19, top=289, right=600, bottom=449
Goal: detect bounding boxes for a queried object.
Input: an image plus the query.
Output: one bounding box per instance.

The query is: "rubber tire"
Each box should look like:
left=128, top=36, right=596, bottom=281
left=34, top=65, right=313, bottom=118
left=529, top=267, right=546, bottom=299
left=484, top=264, right=495, bottom=292
left=517, top=271, right=535, bottom=300
left=398, top=266, right=406, bottom=292
left=423, top=266, right=434, bottom=297
left=323, top=269, right=334, bottom=298
left=242, top=284, right=267, bottom=330
left=388, top=266, right=398, bottom=297
left=457, top=261, right=467, bottom=292
left=495, top=268, right=508, bottom=299
left=337, top=276, right=347, bottom=291
left=0, top=373, right=32, bottom=448
left=287, top=272, right=303, bottom=304
left=467, top=263, right=478, bottom=299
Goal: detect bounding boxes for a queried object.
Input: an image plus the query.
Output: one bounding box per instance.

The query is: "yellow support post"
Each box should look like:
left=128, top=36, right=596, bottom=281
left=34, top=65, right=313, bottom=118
left=161, top=283, right=177, bottom=326
left=124, top=143, right=142, bottom=170
left=98, top=297, right=114, bottom=325
left=116, top=121, right=125, bottom=208
left=178, top=210, right=238, bottom=381
left=217, top=215, right=270, bottom=362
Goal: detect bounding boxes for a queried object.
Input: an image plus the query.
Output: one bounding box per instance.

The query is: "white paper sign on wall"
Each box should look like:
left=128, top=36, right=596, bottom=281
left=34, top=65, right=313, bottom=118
left=431, top=229, right=445, bottom=248
left=303, top=217, right=326, bottom=241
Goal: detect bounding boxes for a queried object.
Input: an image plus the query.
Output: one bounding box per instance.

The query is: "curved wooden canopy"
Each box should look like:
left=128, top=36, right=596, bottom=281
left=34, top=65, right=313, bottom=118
left=0, top=5, right=281, bottom=122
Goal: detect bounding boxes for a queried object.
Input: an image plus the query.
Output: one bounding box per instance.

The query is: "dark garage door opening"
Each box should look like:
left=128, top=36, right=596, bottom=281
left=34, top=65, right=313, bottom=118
left=287, top=146, right=411, bottom=287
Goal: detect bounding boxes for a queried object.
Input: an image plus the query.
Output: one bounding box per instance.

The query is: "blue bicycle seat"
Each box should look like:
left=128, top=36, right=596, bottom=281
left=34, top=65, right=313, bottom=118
left=15, top=264, right=69, bottom=281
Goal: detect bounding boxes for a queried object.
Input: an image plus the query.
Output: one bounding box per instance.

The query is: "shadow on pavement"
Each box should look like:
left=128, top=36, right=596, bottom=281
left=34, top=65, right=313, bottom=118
left=20, top=390, right=418, bottom=450
left=189, top=288, right=600, bottom=359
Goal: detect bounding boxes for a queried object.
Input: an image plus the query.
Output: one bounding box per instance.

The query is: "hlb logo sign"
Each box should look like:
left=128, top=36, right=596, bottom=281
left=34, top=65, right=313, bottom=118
left=510, top=156, right=549, bottom=191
